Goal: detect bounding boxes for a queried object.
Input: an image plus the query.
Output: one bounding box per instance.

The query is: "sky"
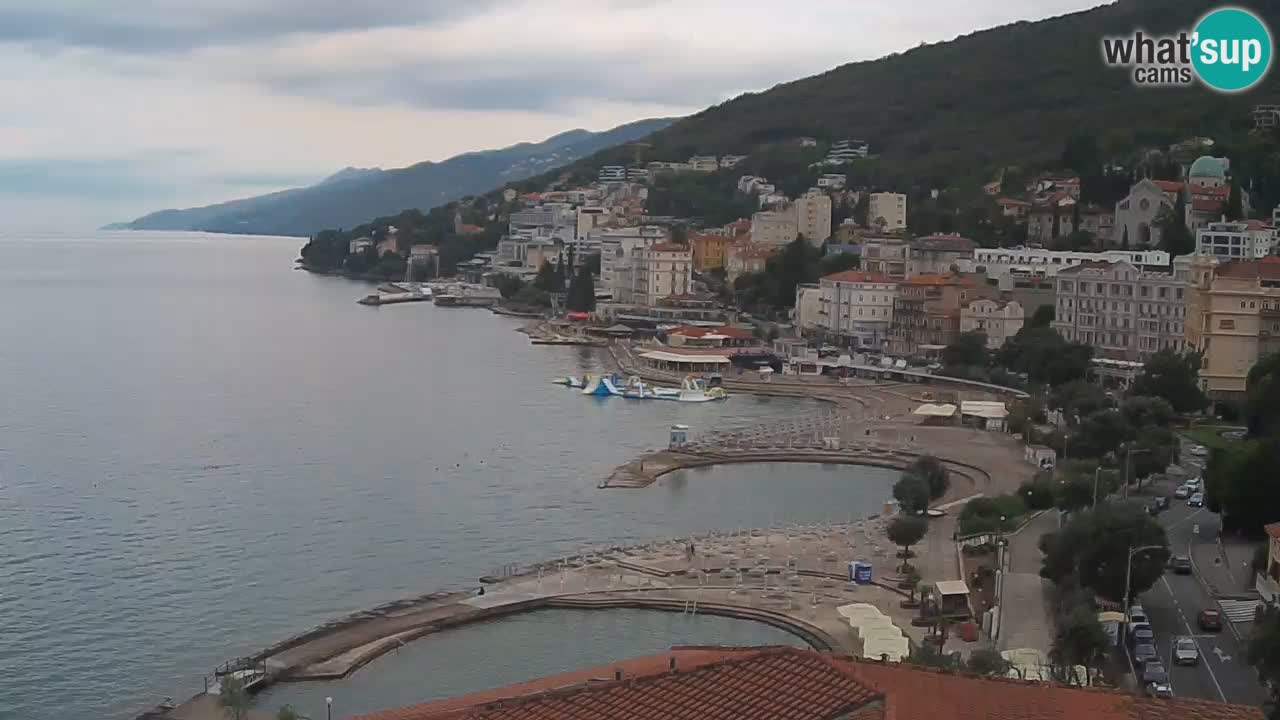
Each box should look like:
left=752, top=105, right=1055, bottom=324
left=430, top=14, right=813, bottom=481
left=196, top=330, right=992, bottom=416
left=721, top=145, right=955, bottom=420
left=0, top=1, right=1105, bottom=231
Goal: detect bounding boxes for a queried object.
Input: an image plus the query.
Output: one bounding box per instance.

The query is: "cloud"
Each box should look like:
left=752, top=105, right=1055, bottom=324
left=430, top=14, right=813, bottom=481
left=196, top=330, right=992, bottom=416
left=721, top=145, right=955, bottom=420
left=0, top=1, right=495, bottom=52
left=0, top=0, right=1107, bottom=229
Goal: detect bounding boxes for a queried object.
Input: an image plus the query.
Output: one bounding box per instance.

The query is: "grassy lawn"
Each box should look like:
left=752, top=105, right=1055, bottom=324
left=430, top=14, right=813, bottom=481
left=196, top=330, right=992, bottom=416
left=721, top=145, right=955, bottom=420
left=1181, top=426, right=1244, bottom=451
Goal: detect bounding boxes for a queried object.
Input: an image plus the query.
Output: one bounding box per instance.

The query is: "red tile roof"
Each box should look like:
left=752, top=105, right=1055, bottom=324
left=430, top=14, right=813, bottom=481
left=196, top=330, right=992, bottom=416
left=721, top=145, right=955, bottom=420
left=823, top=271, right=897, bottom=284
left=997, top=197, right=1031, bottom=207
left=353, top=647, right=879, bottom=720
left=1215, top=258, right=1280, bottom=281
left=1153, top=180, right=1185, bottom=193
left=352, top=646, right=1262, bottom=720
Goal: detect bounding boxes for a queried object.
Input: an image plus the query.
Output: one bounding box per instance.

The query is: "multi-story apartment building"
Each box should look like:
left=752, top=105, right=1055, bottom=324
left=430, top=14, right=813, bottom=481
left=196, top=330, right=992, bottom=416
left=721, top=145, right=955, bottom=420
left=908, top=234, right=976, bottom=275
left=632, top=243, right=693, bottom=306
left=751, top=210, right=799, bottom=246
left=963, top=246, right=1171, bottom=285
left=868, top=193, right=907, bottom=232
left=795, top=189, right=833, bottom=245
left=597, top=226, right=668, bottom=301
left=597, top=166, right=626, bottom=182
left=860, top=236, right=909, bottom=278
left=794, top=283, right=823, bottom=332
left=816, top=271, right=899, bottom=349
left=688, top=156, right=720, bottom=172
left=960, top=299, right=1025, bottom=349
left=888, top=274, right=994, bottom=357
left=1196, top=219, right=1279, bottom=260
left=1186, top=255, right=1280, bottom=399
left=1052, top=259, right=1189, bottom=360
left=726, top=242, right=773, bottom=280
left=689, top=232, right=730, bottom=272
left=825, top=139, right=870, bottom=163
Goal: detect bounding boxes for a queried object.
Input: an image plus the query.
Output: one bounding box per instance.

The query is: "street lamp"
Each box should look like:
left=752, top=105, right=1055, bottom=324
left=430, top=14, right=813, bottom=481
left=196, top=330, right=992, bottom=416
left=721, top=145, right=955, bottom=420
left=1122, top=544, right=1167, bottom=618
left=326, top=696, right=333, bottom=720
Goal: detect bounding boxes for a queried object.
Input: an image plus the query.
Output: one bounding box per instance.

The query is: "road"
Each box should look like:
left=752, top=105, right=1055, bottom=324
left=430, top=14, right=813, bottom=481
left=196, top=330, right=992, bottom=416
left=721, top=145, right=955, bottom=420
left=1131, top=444, right=1268, bottom=706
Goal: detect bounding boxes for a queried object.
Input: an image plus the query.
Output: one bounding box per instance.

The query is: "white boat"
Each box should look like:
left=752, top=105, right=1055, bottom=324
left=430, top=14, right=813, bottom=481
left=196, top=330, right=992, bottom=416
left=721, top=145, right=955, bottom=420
left=655, top=376, right=728, bottom=403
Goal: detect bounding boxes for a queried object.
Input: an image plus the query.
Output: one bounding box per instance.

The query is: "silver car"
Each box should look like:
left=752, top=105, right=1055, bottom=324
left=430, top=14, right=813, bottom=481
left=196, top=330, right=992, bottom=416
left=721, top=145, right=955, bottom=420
left=1175, top=637, right=1199, bottom=665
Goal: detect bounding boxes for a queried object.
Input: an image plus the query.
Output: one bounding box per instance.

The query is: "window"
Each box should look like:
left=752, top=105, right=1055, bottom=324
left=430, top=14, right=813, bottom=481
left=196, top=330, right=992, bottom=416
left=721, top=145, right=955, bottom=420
left=1220, top=319, right=1236, bottom=329
left=1158, top=287, right=1167, bottom=299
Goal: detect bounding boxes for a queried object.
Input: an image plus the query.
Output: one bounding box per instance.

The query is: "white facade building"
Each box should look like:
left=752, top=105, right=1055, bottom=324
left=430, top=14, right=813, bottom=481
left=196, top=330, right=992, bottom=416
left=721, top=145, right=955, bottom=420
left=752, top=210, right=799, bottom=246
left=597, top=226, right=668, bottom=302
left=960, top=299, right=1025, bottom=349
left=688, top=156, right=719, bottom=172
left=816, top=271, right=899, bottom=349
left=817, top=174, right=848, bottom=189
left=868, top=193, right=907, bottom=232
left=825, top=140, right=870, bottom=163
left=598, top=166, right=626, bottom=182
left=633, top=243, right=693, bottom=305
left=795, top=190, right=832, bottom=245
left=1052, top=259, right=1190, bottom=360
left=1196, top=220, right=1279, bottom=260
left=963, top=246, right=1172, bottom=283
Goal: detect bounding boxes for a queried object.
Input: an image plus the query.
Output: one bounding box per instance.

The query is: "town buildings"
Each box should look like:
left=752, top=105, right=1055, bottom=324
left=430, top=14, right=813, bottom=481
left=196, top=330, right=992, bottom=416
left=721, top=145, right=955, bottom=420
left=1052, top=259, right=1189, bottom=360
left=751, top=210, right=799, bottom=246
left=1114, top=179, right=1177, bottom=248
left=888, top=274, right=994, bottom=357
left=726, top=242, right=773, bottom=280
left=689, top=232, right=730, bottom=272
left=868, top=193, right=907, bottom=232
left=960, top=298, right=1025, bottom=349
left=793, top=283, right=822, bottom=332
left=963, top=246, right=1171, bottom=285
left=631, top=242, right=693, bottom=306
left=794, top=189, right=833, bottom=245
left=1196, top=219, right=1279, bottom=260
left=816, top=271, right=899, bottom=349
left=598, top=226, right=668, bottom=301
left=860, top=235, right=909, bottom=278
left=1186, top=256, right=1280, bottom=399
left=825, top=139, right=870, bottom=163
left=908, top=234, right=976, bottom=275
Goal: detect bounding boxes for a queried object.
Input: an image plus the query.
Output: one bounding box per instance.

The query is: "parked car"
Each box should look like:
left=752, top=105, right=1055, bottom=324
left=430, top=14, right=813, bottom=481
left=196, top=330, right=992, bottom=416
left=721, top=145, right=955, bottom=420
left=1128, top=606, right=1149, bottom=626
left=1174, top=637, right=1200, bottom=665
left=1198, top=609, right=1223, bottom=632
left=1132, top=643, right=1159, bottom=668
left=1130, top=623, right=1155, bottom=647
left=1142, top=661, right=1170, bottom=687
left=1186, top=476, right=1202, bottom=490
left=1146, top=681, right=1174, bottom=699
left=1170, top=555, right=1193, bottom=574
left=1175, top=485, right=1192, bottom=499
left=1189, top=492, right=1205, bottom=507
left=1190, top=444, right=1208, bottom=456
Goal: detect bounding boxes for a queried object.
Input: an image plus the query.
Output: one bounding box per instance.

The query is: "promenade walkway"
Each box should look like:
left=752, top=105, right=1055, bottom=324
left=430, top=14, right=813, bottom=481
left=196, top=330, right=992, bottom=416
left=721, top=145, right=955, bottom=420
left=998, top=511, right=1058, bottom=657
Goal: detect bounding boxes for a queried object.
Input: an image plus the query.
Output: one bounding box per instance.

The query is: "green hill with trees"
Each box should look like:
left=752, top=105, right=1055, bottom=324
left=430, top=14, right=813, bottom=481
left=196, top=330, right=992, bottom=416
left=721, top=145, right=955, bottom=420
left=568, top=0, right=1279, bottom=192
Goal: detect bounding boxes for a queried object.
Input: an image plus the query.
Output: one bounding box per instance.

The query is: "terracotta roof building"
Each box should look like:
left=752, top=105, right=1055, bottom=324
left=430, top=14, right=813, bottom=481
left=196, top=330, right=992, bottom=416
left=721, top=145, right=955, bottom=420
left=351, top=646, right=1261, bottom=720
left=888, top=274, right=996, bottom=357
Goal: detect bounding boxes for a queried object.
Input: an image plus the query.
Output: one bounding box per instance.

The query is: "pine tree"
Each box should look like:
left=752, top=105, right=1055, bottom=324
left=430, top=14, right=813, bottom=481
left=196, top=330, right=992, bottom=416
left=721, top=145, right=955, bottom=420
left=1226, top=182, right=1244, bottom=221
left=566, top=264, right=596, bottom=312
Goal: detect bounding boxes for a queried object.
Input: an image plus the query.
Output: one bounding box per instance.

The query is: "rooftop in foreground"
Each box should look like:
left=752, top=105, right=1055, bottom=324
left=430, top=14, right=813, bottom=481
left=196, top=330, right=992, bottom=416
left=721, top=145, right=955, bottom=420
left=351, top=645, right=1261, bottom=720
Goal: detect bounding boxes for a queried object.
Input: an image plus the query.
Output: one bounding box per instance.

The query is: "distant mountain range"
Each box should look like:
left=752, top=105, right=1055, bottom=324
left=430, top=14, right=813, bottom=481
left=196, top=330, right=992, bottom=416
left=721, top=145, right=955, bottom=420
left=107, top=118, right=674, bottom=237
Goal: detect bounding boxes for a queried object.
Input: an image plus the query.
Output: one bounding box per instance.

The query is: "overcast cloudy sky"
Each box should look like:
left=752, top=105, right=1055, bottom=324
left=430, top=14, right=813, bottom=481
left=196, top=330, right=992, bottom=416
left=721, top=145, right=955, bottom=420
left=0, top=0, right=1103, bottom=231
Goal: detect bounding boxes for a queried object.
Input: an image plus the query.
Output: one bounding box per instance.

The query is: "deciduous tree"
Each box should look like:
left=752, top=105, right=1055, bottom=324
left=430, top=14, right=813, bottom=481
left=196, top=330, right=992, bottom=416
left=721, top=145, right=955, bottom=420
left=1038, top=503, right=1169, bottom=602
left=886, top=516, right=929, bottom=572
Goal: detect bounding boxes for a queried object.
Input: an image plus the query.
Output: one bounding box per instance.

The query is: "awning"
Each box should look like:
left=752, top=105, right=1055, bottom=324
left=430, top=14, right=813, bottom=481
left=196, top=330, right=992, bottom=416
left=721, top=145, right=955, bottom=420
left=934, top=580, right=970, bottom=596
left=960, top=401, right=1008, bottom=419
left=913, top=403, right=958, bottom=418
left=639, top=351, right=732, bottom=364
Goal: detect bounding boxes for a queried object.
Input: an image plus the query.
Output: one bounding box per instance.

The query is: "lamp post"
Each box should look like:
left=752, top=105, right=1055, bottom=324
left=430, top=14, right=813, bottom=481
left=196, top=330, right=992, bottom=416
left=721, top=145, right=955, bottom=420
left=1092, top=467, right=1102, bottom=507
left=1122, top=544, right=1167, bottom=619
left=326, top=696, right=333, bottom=720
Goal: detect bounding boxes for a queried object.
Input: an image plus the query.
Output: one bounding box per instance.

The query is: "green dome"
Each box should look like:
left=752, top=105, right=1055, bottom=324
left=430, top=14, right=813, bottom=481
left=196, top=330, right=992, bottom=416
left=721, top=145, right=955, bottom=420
left=1189, top=156, right=1228, bottom=179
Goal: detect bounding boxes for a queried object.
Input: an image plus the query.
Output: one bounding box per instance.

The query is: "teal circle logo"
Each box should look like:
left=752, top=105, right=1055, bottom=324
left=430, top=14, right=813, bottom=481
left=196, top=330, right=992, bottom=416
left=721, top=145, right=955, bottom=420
left=1192, top=7, right=1273, bottom=92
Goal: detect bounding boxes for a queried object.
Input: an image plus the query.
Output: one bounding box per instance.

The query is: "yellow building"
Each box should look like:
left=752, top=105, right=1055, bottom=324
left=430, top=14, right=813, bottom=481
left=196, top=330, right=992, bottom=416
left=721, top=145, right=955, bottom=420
left=689, top=233, right=730, bottom=272
left=1186, top=256, right=1280, bottom=398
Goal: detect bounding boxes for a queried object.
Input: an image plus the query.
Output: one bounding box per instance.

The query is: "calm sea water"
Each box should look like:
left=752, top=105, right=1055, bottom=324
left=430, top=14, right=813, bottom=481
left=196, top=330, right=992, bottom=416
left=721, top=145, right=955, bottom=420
left=0, top=232, right=894, bottom=720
